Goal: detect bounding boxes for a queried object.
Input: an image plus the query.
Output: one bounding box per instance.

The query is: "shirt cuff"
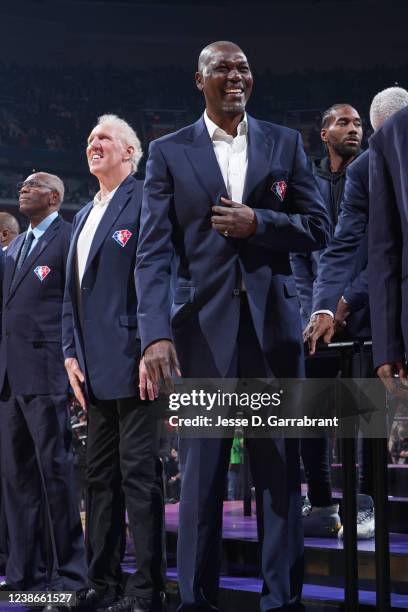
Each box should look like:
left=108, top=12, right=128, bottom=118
left=311, top=309, right=334, bottom=319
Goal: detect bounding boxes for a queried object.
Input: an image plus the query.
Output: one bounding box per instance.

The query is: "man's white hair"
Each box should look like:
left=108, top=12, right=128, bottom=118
left=370, top=87, right=408, bottom=131
left=32, top=172, right=65, bottom=205
left=97, top=114, right=143, bottom=173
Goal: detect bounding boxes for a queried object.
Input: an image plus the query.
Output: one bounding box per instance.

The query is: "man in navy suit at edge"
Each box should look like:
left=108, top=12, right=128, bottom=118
left=136, top=41, right=329, bottom=612
left=367, top=94, right=408, bottom=390
left=62, top=115, right=166, bottom=612
left=0, top=172, right=86, bottom=598
left=0, top=215, right=19, bottom=572
left=0, top=245, right=7, bottom=575
left=303, top=86, right=408, bottom=534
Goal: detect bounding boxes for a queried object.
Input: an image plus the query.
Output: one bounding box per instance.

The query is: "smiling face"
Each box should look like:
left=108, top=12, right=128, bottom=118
left=321, top=105, right=363, bottom=160
left=195, top=42, right=253, bottom=122
left=86, top=122, right=131, bottom=180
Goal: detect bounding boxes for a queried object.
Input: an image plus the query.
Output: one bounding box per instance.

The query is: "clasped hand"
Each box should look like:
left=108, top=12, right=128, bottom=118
left=211, top=197, right=257, bottom=238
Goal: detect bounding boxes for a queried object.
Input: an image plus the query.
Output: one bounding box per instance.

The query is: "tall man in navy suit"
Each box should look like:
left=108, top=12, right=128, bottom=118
left=136, top=41, right=329, bottom=611
left=368, top=94, right=408, bottom=389
left=0, top=172, right=86, bottom=593
left=62, top=115, right=165, bottom=612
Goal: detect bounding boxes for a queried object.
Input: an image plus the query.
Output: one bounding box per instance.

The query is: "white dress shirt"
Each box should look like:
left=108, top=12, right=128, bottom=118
left=203, top=111, right=248, bottom=203
left=76, top=187, right=118, bottom=285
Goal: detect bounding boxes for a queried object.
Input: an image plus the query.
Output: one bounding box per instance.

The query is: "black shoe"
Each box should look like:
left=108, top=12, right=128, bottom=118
left=105, top=594, right=165, bottom=612
left=152, top=592, right=167, bottom=612
left=105, top=597, right=137, bottom=612
left=75, top=587, right=117, bottom=611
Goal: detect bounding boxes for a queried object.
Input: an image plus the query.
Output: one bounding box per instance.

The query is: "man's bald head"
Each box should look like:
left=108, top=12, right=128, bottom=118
left=198, top=41, right=245, bottom=74
left=198, top=41, right=245, bottom=73
left=0, top=212, right=20, bottom=247
left=19, top=171, right=65, bottom=226
left=31, top=172, right=65, bottom=206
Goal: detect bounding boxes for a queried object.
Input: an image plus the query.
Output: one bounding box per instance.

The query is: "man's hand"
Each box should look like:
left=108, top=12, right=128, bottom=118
left=139, top=357, right=159, bottom=401
left=334, top=296, right=351, bottom=332
left=64, top=358, right=87, bottom=410
left=304, top=313, right=335, bottom=355
left=211, top=197, right=257, bottom=238
left=377, top=361, right=408, bottom=396
left=143, top=340, right=181, bottom=390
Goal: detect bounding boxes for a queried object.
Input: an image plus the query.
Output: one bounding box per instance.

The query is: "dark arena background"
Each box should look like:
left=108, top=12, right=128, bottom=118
left=0, top=0, right=408, bottom=610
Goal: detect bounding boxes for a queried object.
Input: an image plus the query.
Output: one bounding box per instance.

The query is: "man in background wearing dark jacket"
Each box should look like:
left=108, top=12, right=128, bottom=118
left=293, top=104, right=362, bottom=327
left=304, top=86, right=408, bottom=540
left=291, top=104, right=362, bottom=538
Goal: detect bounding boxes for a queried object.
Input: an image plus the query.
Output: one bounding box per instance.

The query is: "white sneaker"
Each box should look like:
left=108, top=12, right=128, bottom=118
left=303, top=501, right=342, bottom=537
left=302, top=495, right=312, bottom=517
left=338, top=494, right=375, bottom=540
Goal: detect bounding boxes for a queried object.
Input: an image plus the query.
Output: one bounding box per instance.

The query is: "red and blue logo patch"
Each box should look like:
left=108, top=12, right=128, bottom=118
left=112, top=229, right=132, bottom=247
left=271, top=181, right=287, bottom=202
left=34, top=266, right=51, bottom=281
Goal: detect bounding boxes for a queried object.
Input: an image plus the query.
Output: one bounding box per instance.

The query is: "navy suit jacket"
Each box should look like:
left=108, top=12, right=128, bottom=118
left=368, top=106, right=408, bottom=368
left=136, top=114, right=329, bottom=378
left=62, top=175, right=142, bottom=400
left=311, top=150, right=370, bottom=338
left=0, top=215, right=70, bottom=395
left=0, top=249, right=4, bottom=341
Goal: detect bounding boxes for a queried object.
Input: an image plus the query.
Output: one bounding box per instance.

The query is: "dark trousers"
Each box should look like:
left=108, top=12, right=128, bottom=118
left=0, top=393, right=86, bottom=590
left=86, top=397, right=165, bottom=599
left=301, top=344, right=376, bottom=507
left=0, top=450, right=7, bottom=573
left=301, top=355, right=338, bottom=507
left=177, top=297, right=303, bottom=611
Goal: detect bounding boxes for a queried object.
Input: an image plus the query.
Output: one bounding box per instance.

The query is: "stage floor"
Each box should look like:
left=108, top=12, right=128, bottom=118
left=1, top=501, right=408, bottom=610
left=165, top=500, right=408, bottom=554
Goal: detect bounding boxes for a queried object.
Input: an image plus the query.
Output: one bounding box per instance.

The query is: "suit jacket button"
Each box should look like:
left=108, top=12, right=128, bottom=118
left=232, top=289, right=240, bottom=297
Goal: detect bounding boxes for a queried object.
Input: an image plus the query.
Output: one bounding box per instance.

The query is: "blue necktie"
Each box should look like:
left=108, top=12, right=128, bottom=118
left=10, top=231, right=35, bottom=291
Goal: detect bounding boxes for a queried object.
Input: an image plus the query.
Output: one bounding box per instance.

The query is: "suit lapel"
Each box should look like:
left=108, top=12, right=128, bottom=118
left=243, top=115, right=275, bottom=204
left=66, top=202, right=92, bottom=297
left=184, top=117, right=229, bottom=205
left=82, top=175, right=135, bottom=280
left=6, top=216, right=61, bottom=301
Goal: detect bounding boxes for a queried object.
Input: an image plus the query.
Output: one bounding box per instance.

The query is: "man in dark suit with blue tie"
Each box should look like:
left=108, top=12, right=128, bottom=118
left=136, top=41, right=329, bottom=611
left=0, top=172, right=86, bottom=594
left=62, top=115, right=165, bottom=612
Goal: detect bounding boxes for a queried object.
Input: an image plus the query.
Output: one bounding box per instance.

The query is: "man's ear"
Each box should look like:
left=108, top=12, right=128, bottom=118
left=321, top=128, right=328, bottom=143
left=124, top=145, right=134, bottom=162
left=195, top=71, right=204, bottom=92
left=50, top=191, right=60, bottom=207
